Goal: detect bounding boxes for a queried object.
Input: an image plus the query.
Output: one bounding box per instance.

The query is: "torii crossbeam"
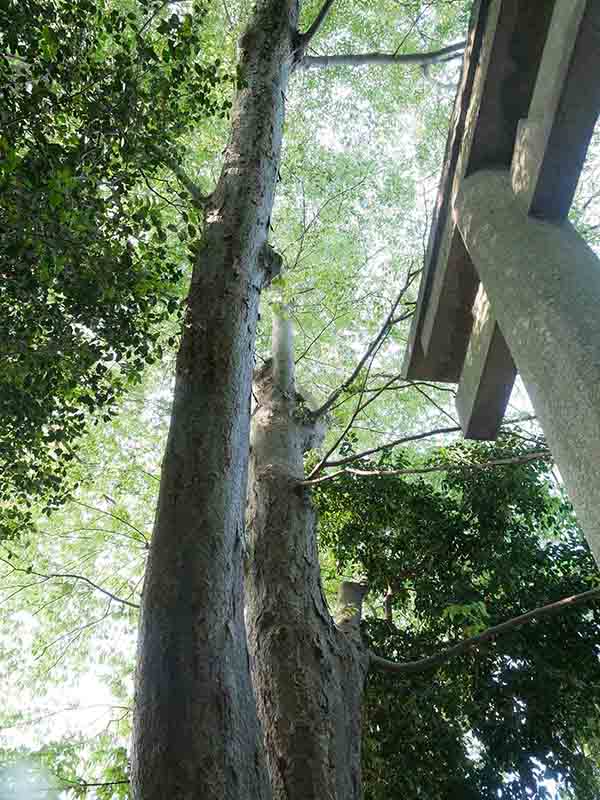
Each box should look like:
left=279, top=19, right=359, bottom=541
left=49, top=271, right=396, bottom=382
left=403, top=0, right=600, bottom=560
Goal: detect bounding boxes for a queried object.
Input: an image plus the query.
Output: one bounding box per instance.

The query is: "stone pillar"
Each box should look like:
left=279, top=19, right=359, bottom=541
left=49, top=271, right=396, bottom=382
left=455, top=168, right=600, bottom=562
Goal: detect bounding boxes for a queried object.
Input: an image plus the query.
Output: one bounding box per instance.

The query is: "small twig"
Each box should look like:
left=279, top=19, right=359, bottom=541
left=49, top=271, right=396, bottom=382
left=413, top=383, right=459, bottom=425
left=308, top=372, right=408, bottom=480
left=0, top=557, right=139, bottom=609
left=36, top=601, right=113, bottom=665
left=73, top=500, right=149, bottom=544
left=150, top=147, right=208, bottom=207
left=370, top=586, right=600, bottom=675
left=295, top=313, right=346, bottom=364
left=221, top=0, right=235, bottom=31
left=310, top=271, right=419, bottom=420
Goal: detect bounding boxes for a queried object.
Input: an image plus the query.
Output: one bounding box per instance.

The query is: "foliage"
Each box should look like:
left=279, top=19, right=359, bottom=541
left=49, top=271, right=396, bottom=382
left=316, top=436, right=600, bottom=799
left=0, top=737, right=129, bottom=799
left=0, top=0, right=229, bottom=518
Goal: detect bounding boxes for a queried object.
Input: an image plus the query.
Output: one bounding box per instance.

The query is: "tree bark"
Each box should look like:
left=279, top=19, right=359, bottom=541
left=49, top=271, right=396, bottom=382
left=131, top=3, right=298, bottom=799
left=246, top=312, right=368, bottom=800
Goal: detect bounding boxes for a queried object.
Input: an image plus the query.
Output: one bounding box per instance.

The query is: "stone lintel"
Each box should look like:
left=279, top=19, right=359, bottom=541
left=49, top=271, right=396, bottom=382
left=404, top=0, right=555, bottom=382
left=511, top=1, right=600, bottom=218
left=403, top=0, right=491, bottom=381
left=455, top=285, right=516, bottom=440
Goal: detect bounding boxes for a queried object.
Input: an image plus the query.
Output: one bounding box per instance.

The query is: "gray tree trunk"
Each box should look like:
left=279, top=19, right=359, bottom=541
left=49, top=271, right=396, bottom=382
left=131, top=3, right=299, bottom=799
left=246, top=312, right=369, bottom=800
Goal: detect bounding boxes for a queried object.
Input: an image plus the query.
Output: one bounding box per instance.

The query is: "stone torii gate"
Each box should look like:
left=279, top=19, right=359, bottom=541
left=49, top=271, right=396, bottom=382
left=403, top=0, right=600, bottom=560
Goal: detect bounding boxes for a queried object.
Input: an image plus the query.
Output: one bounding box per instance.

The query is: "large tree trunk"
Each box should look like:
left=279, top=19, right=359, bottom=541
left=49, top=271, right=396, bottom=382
left=246, top=312, right=369, bottom=800
left=132, top=3, right=298, bottom=799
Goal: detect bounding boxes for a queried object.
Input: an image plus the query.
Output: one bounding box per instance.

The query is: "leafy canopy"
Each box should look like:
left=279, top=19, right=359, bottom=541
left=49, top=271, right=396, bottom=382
left=316, top=436, right=600, bottom=799
left=0, top=0, right=229, bottom=520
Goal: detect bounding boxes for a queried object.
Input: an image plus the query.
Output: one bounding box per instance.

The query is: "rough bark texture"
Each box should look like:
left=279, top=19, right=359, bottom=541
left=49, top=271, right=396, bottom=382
left=132, top=3, right=298, bottom=799
left=246, top=313, right=368, bottom=800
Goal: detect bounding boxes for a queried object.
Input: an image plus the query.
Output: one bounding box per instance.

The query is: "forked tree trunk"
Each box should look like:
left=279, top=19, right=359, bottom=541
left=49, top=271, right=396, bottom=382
left=132, top=3, right=299, bottom=798
left=246, top=312, right=369, bottom=800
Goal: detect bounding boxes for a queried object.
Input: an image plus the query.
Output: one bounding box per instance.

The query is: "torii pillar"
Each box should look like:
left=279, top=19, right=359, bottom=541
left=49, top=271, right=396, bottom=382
left=403, top=0, right=600, bottom=560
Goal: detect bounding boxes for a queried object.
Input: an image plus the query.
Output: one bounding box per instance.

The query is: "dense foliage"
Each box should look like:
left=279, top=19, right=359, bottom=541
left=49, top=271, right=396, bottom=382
left=0, top=0, right=228, bottom=520
left=316, top=436, right=600, bottom=799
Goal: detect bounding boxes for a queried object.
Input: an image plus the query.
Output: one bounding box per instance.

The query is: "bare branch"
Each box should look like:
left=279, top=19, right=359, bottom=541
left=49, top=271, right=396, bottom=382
left=0, top=557, right=139, bottom=609
left=294, top=313, right=345, bottom=364
left=310, top=270, right=419, bottom=420
left=221, top=0, right=235, bottom=31
left=370, top=586, right=600, bottom=676
left=322, top=425, right=462, bottom=469
left=61, top=778, right=130, bottom=789
left=299, top=41, right=465, bottom=70
left=412, top=383, right=459, bottom=426
left=160, top=153, right=208, bottom=207
left=73, top=500, right=149, bottom=544
left=301, top=449, right=552, bottom=487
left=307, top=372, right=409, bottom=480
left=298, top=0, right=337, bottom=50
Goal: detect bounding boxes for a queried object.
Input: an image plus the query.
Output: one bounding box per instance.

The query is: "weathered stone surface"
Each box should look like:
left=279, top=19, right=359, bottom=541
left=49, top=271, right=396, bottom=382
left=511, top=0, right=600, bottom=218
left=404, top=0, right=555, bottom=381
left=456, top=285, right=516, bottom=440
left=455, top=169, right=600, bottom=562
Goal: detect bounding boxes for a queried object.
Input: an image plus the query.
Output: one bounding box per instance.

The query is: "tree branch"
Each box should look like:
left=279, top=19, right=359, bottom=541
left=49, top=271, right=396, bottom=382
left=147, top=145, right=208, bottom=207
left=301, top=449, right=552, bottom=487
left=370, top=586, right=600, bottom=675
left=321, top=412, right=540, bottom=470
left=322, top=425, right=462, bottom=469
left=310, top=269, right=419, bottom=421
left=0, top=557, right=139, bottom=609
left=298, top=0, right=337, bottom=50
left=307, top=372, right=410, bottom=480
left=160, top=154, right=208, bottom=207
left=299, top=41, right=465, bottom=70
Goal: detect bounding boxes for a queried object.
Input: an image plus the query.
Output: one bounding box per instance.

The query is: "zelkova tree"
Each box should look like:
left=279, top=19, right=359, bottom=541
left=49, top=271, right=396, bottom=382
left=246, top=310, right=368, bottom=798
left=130, top=1, right=465, bottom=798
left=245, top=306, right=600, bottom=800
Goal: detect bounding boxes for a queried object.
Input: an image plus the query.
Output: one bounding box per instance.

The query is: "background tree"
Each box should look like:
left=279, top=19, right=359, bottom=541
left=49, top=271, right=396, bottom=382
left=0, top=0, right=227, bottom=525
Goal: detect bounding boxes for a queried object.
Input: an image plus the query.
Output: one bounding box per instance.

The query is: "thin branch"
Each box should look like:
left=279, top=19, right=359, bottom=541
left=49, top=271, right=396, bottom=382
left=294, top=313, right=345, bottom=364
left=221, top=0, right=235, bottom=31
left=0, top=558, right=139, bottom=609
left=370, top=586, right=600, bottom=675
left=149, top=147, right=208, bottom=207
left=282, top=171, right=376, bottom=257
left=140, top=167, right=187, bottom=213
left=0, top=705, right=130, bottom=732
left=322, top=425, right=462, bottom=469
left=61, top=779, right=130, bottom=789
left=36, top=601, right=113, bottom=665
left=311, top=270, right=419, bottom=420
left=300, top=41, right=465, bottom=70
left=308, top=372, right=408, bottom=480
left=73, top=500, right=149, bottom=544
left=413, top=383, right=459, bottom=425
left=298, top=0, right=337, bottom=49
left=301, top=449, right=552, bottom=487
